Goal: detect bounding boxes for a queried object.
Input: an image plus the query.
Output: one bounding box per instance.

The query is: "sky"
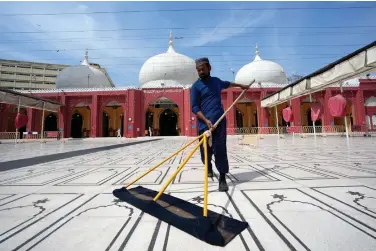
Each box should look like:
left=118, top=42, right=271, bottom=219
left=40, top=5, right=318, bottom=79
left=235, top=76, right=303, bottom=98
left=0, top=1, right=375, bottom=87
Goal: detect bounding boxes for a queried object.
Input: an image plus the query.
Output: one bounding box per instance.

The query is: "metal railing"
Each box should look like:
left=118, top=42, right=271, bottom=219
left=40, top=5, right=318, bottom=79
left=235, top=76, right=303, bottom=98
left=226, top=125, right=374, bottom=137
left=0, top=132, right=20, bottom=140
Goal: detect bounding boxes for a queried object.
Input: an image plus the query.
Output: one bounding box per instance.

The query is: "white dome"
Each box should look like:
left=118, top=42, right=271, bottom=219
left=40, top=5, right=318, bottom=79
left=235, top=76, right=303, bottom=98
left=235, top=45, right=287, bottom=87
left=56, top=52, right=113, bottom=89
left=139, top=32, right=198, bottom=88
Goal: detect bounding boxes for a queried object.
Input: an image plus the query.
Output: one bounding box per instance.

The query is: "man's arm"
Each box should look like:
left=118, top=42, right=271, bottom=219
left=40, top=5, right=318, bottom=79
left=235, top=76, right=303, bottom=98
left=190, top=85, right=213, bottom=129
left=228, top=82, right=249, bottom=90
left=219, top=79, right=249, bottom=90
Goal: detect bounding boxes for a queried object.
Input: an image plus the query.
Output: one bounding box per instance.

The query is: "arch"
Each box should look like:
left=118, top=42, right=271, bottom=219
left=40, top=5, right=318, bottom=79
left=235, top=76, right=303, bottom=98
left=365, top=96, right=376, bottom=107
left=102, top=111, right=110, bottom=137
left=147, top=96, right=180, bottom=136
left=70, top=102, right=91, bottom=138
left=235, top=109, right=244, bottom=128
left=102, top=100, right=124, bottom=137
left=159, top=109, right=178, bottom=136
left=238, top=97, right=253, bottom=103
left=45, top=113, right=58, bottom=131
left=145, top=95, right=182, bottom=110
left=74, top=101, right=91, bottom=108
left=106, top=100, right=122, bottom=107
left=71, top=113, right=83, bottom=138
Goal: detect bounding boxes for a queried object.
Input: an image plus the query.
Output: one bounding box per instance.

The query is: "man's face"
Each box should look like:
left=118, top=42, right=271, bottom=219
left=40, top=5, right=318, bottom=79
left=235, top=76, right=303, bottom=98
left=196, top=63, right=211, bottom=80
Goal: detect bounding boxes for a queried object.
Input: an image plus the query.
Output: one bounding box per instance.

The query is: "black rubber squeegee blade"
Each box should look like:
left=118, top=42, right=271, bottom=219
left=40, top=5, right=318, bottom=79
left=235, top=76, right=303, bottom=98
left=113, top=186, right=249, bottom=247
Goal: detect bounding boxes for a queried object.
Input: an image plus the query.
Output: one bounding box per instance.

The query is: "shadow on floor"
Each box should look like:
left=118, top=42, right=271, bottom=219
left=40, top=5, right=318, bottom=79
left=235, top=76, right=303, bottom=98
left=0, top=139, right=162, bottom=172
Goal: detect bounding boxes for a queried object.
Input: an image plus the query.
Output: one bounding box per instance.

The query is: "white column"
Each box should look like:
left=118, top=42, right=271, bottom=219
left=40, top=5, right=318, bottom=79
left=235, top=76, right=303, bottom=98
left=340, top=83, right=349, bottom=138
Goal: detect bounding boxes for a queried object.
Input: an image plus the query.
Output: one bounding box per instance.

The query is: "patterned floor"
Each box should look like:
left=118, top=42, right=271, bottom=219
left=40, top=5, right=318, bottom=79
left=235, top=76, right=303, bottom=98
left=0, top=135, right=376, bottom=250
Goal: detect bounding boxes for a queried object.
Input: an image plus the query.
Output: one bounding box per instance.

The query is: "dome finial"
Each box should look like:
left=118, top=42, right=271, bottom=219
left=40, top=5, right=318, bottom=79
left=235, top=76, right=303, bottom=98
left=81, top=49, right=89, bottom=65
left=167, top=31, right=175, bottom=53
left=254, top=44, right=262, bottom=61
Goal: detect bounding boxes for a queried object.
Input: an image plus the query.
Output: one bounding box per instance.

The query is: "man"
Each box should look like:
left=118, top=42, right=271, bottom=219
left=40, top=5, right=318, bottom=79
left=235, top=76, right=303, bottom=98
left=190, top=57, right=249, bottom=192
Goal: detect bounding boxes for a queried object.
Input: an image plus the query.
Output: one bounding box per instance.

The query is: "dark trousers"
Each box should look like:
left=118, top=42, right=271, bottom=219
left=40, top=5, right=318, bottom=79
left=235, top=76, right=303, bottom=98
left=198, top=119, right=229, bottom=174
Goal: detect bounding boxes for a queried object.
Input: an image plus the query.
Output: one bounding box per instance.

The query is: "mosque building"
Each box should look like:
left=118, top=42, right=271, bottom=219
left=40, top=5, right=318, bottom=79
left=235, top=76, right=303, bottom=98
left=0, top=32, right=375, bottom=138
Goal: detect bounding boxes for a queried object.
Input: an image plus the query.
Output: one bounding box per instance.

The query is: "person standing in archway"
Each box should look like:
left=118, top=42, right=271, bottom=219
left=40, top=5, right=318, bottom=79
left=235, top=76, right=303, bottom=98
left=191, top=57, right=249, bottom=192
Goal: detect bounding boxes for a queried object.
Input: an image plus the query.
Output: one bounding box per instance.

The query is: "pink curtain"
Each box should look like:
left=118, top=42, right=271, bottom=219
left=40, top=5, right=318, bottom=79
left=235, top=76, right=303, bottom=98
left=328, top=94, right=347, bottom=117
left=15, top=113, right=28, bottom=129
left=282, top=107, right=294, bottom=122
left=311, top=103, right=323, bottom=122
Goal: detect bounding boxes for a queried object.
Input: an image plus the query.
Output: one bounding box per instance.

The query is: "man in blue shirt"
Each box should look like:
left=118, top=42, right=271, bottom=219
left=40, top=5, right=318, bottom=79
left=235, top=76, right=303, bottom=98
left=190, top=57, right=249, bottom=192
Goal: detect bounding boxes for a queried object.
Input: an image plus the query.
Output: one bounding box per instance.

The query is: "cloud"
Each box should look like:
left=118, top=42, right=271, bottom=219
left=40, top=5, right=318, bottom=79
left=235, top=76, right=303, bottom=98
left=0, top=2, right=163, bottom=86
left=182, top=8, right=276, bottom=47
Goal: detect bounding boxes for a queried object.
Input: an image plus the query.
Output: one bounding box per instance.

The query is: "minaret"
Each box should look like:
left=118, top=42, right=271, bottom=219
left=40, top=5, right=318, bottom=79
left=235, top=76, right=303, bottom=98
left=167, top=31, right=176, bottom=53
left=254, top=44, right=262, bottom=61
left=81, top=49, right=89, bottom=66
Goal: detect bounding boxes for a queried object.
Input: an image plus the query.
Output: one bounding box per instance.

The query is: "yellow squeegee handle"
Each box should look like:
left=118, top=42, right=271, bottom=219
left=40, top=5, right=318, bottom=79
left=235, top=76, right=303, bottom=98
left=153, top=137, right=204, bottom=201
left=125, top=135, right=202, bottom=188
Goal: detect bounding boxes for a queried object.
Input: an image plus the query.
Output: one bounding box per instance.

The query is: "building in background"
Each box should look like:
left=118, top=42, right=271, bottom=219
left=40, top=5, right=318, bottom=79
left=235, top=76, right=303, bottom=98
left=0, top=56, right=114, bottom=90
left=0, top=34, right=375, bottom=139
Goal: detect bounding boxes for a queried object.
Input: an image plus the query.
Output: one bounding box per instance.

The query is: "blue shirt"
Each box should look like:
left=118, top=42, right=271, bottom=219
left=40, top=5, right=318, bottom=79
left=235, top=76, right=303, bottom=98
left=190, top=77, right=230, bottom=131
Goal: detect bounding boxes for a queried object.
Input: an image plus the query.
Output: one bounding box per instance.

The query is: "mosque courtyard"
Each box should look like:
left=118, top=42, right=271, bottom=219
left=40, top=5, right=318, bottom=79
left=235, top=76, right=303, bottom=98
left=0, top=135, right=376, bottom=250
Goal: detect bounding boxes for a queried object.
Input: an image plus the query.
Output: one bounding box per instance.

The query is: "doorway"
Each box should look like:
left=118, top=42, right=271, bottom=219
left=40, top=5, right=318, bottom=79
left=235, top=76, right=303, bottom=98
left=102, top=112, right=109, bottom=137
left=159, top=109, right=178, bottom=136
left=71, top=113, right=83, bottom=138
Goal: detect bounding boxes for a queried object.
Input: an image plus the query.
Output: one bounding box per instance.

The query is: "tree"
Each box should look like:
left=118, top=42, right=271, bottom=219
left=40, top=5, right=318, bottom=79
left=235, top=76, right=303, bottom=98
left=287, top=74, right=304, bottom=84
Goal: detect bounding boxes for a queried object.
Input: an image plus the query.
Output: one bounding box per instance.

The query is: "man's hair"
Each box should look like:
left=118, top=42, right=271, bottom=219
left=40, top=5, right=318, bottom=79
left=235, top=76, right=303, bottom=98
left=195, top=57, right=210, bottom=66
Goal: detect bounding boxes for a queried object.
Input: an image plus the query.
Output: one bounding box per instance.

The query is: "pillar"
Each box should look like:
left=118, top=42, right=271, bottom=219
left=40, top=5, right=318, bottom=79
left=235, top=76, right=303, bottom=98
left=127, top=90, right=137, bottom=138
left=90, top=95, right=98, bottom=137
left=291, top=98, right=302, bottom=126
left=226, top=90, right=236, bottom=128
left=26, top=108, right=35, bottom=132
left=257, top=91, right=269, bottom=127
left=323, top=89, right=334, bottom=126
left=354, top=89, right=366, bottom=126
left=0, top=104, right=10, bottom=132
left=58, top=95, right=66, bottom=137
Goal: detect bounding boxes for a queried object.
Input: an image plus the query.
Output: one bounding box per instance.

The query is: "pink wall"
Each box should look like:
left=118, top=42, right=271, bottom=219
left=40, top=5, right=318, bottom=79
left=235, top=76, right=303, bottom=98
left=2, top=79, right=375, bottom=138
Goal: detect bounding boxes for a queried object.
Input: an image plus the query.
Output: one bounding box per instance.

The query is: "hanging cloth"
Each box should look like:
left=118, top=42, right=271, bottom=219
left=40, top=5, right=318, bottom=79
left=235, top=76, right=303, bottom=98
left=282, top=107, right=294, bottom=122
left=328, top=94, right=347, bottom=117
left=15, top=112, right=28, bottom=129
left=311, top=103, right=323, bottom=122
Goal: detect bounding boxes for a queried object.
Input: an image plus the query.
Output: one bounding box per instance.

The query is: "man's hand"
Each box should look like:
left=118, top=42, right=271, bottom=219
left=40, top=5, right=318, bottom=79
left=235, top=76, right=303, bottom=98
left=205, top=119, right=213, bottom=130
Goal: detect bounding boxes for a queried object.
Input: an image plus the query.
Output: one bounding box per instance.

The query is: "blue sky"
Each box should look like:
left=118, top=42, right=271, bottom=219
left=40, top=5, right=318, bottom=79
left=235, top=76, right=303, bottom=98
left=0, top=1, right=375, bottom=87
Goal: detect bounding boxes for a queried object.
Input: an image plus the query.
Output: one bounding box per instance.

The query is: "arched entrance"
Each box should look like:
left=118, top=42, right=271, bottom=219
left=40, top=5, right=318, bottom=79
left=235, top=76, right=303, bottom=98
left=159, top=109, right=178, bottom=136
left=102, top=112, right=110, bottom=137
left=45, top=113, right=58, bottom=131
left=147, top=97, right=179, bottom=136
left=71, top=113, right=83, bottom=138
left=71, top=102, right=91, bottom=138
left=235, top=98, right=258, bottom=128
left=103, top=101, right=124, bottom=137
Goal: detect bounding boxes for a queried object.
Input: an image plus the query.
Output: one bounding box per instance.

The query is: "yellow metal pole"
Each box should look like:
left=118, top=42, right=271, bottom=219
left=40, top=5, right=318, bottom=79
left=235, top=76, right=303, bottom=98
left=125, top=135, right=203, bottom=188
left=203, top=135, right=208, bottom=217
left=153, top=138, right=204, bottom=201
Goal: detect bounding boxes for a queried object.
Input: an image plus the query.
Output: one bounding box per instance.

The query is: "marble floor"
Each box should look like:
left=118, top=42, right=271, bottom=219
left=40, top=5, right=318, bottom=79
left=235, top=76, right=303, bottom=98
left=0, top=135, right=376, bottom=251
